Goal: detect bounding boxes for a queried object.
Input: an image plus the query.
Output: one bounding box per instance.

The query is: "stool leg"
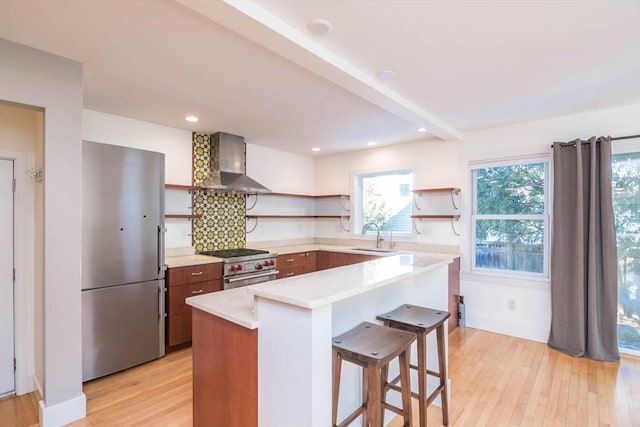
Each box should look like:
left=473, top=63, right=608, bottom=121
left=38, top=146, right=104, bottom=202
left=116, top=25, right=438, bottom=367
left=398, top=349, right=413, bottom=427
left=416, top=331, right=427, bottom=427
left=332, top=350, right=342, bottom=427
left=362, top=366, right=369, bottom=427
left=367, top=364, right=382, bottom=427
left=436, top=325, right=449, bottom=426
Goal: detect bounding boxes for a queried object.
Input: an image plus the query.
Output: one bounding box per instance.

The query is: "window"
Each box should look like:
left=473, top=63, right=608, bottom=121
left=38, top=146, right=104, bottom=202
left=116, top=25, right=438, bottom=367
left=354, top=169, right=413, bottom=234
left=471, top=159, right=549, bottom=277
left=612, top=151, right=640, bottom=354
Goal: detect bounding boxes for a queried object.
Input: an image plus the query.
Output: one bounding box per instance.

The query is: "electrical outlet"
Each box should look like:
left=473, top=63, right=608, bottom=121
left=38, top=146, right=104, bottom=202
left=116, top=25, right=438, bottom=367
left=508, top=299, right=516, bottom=310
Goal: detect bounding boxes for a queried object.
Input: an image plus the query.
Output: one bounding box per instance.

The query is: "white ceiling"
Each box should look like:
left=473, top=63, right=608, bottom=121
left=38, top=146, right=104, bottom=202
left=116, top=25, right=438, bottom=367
left=0, top=0, right=639, bottom=156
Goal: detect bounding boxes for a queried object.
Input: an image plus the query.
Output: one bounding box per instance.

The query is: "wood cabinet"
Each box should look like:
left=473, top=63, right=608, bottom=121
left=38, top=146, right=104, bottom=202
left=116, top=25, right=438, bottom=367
left=315, top=251, right=377, bottom=270
left=448, top=257, right=461, bottom=333
left=276, top=251, right=317, bottom=279
left=192, top=308, right=257, bottom=427
left=166, top=262, right=222, bottom=350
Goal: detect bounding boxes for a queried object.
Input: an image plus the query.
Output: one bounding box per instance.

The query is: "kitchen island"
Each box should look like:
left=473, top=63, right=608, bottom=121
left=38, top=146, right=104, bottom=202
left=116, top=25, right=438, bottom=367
left=187, top=252, right=456, bottom=427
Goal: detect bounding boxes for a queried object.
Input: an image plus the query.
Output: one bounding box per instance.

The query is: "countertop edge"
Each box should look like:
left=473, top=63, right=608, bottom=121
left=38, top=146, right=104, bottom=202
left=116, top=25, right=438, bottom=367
left=251, top=256, right=454, bottom=309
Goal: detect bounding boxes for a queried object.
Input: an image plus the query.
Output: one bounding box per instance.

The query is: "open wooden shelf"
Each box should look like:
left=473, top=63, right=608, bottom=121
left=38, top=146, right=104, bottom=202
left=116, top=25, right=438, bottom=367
left=246, top=215, right=350, bottom=219
left=165, top=184, right=201, bottom=191
left=254, top=192, right=349, bottom=199
left=411, top=214, right=460, bottom=220
left=412, top=187, right=460, bottom=194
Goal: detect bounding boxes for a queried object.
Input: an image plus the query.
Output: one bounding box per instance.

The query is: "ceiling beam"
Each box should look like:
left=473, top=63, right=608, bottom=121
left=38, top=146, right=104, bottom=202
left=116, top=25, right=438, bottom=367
left=176, top=0, right=460, bottom=141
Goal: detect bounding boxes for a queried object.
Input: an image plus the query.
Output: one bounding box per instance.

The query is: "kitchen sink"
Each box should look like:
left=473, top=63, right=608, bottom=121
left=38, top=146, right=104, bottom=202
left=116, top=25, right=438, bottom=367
left=351, top=247, right=398, bottom=254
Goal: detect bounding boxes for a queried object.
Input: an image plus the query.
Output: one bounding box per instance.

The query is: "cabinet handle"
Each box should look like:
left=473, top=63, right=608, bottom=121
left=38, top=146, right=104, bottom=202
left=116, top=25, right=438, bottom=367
left=286, top=258, right=294, bottom=263
left=191, top=271, right=204, bottom=276
left=191, top=289, right=204, bottom=295
left=286, top=272, right=295, bottom=277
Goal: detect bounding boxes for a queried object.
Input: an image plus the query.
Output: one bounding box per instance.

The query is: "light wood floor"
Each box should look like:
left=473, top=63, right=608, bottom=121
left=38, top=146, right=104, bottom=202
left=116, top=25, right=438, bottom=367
left=1, top=328, right=639, bottom=426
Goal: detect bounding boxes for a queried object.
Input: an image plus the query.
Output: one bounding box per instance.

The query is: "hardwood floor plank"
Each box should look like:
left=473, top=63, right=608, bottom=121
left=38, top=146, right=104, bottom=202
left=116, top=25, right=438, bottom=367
left=2, top=329, right=639, bottom=427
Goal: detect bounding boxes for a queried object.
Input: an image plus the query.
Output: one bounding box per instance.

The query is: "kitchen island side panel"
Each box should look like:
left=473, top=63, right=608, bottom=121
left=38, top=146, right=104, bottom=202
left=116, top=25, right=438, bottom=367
left=192, top=308, right=257, bottom=427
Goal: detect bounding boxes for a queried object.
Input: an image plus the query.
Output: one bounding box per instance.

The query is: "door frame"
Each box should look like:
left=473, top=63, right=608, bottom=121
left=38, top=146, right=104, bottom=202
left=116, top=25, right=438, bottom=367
left=0, top=149, right=35, bottom=395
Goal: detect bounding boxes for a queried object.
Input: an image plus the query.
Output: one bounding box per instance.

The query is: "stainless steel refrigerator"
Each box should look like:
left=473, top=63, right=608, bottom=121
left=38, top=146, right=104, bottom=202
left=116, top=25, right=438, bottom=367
left=81, top=141, right=165, bottom=382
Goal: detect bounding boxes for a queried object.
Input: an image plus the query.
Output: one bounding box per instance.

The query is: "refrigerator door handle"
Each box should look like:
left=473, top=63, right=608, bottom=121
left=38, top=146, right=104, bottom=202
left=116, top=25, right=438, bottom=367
left=157, top=282, right=162, bottom=321
left=157, top=225, right=163, bottom=276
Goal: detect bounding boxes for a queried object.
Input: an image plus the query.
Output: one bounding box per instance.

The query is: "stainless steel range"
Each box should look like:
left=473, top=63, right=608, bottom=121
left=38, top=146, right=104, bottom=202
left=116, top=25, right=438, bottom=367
left=199, top=248, right=278, bottom=289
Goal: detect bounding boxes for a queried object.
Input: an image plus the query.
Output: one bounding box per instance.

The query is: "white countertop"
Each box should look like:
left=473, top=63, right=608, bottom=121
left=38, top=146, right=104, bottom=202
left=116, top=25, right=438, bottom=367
left=185, top=286, right=258, bottom=329
left=186, top=250, right=457, bottom=329
left=164, top=254, right=223, bottom=268
left=251, top=253, right=454, bottom=309
left=165, top=243, right=401, bottom=268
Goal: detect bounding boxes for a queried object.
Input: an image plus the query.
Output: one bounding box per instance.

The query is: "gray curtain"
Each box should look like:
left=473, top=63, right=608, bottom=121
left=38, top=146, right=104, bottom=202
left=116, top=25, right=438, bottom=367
left=548, top=136, right=619, bottom=361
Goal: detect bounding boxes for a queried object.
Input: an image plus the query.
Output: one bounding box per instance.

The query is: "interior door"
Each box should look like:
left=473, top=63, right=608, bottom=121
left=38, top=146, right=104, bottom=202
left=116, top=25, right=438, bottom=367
left=0, top=159, right=15, bottom=396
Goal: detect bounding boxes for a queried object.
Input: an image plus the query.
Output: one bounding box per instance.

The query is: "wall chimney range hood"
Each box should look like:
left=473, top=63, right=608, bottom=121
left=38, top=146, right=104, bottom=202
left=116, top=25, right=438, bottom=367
left=200, top=132, right=270, bottom=193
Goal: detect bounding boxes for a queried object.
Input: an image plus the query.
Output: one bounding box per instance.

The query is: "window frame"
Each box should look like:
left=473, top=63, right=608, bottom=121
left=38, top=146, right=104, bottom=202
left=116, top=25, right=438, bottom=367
left=352, top=167, right=415, bottom=237
left=470, top=155, right=550, bottom=279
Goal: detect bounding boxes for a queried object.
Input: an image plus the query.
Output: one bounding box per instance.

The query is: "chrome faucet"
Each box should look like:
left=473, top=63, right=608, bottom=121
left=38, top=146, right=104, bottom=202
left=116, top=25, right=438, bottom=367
left=361, top=222, right=383, bottom=248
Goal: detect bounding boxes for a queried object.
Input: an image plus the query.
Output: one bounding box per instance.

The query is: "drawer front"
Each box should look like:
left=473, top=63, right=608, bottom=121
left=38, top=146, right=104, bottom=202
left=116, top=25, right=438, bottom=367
left=277, top=265, right=306, bottom=279
left=167, top=312, right=192, bottom=347
left=167, top=280, right=221, bottom=315
left=167, top=262, right=222, bottom=286
left=277, top=253, right=307, bottom=269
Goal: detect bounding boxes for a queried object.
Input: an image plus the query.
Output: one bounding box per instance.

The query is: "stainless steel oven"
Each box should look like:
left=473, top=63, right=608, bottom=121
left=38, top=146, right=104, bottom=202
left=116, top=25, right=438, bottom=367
left=198, top=248, right=278, bottom=290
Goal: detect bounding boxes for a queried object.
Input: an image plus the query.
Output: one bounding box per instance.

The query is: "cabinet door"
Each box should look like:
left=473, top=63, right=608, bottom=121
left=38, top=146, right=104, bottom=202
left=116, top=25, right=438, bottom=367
left=303, top=251, right=317, bottom=274
left=316, top=251, right=332, bottom=271
left=167, top=312, right=192, bottom=347
left=330, top=252, right=377, bottom=268
left=167, top=280, right=221, bottom=315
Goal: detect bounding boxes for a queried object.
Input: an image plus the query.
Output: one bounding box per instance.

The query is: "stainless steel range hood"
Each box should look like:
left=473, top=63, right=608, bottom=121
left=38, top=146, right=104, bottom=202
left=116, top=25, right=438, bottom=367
left=200, top=132, right=270, bottom=193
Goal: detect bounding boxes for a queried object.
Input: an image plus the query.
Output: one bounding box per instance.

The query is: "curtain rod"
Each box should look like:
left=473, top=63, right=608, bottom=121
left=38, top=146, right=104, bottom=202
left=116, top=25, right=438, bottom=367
left=553, top=134, right=640, bottom=148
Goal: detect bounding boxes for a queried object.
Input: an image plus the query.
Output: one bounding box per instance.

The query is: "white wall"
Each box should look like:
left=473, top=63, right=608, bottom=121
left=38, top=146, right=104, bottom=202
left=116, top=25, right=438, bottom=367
left=314, top=139, right=461, bottom=247
left=459, top=102, right=640, bottom=342
left=313, top=102, right=640, bottom=343
left=245, top=143, right=316, bottom=244
left=0, top=38, right=85, bottom=425
left=82, top=110, right=194, bottom=248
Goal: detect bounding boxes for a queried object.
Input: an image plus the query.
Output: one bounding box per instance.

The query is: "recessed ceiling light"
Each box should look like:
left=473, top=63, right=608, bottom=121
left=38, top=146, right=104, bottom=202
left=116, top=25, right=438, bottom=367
left=307, top=19, right=332, bottom=36
left=311, top=147, right=321, bottom=152
left=185, top=115, right=199, bottom=122
left=376, top=70, right=396, bottom=80
left=367, top=141, right=377, bottom=146
left=417, top=127, right=427, bottom=133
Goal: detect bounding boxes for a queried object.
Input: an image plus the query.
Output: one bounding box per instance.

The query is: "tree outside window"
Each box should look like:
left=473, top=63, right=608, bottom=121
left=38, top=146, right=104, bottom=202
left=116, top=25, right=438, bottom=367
left=472, top=161, right=549, bottom=276
left=356, top=169, right=413, bottom=234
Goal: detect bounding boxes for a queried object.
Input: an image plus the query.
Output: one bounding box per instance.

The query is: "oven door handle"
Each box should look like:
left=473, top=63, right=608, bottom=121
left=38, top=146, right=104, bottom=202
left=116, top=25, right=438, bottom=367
left=225, top=270, right=279, bottom=283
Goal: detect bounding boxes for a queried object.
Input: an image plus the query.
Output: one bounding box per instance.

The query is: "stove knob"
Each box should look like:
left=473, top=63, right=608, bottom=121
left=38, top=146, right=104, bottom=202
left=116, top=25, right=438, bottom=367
left=237, top=264, right=243, bottom=271
left=256, top=263, right=263, bottom=270
left=269, top=260, right=275, bottom=266
left=230, top=265, right=236, bottom=272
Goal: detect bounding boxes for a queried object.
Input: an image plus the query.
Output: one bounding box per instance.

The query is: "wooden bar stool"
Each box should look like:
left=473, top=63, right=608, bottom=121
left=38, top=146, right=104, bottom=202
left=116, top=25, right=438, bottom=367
left=377, top=305, right=451, bottom=427
left=332, top=322, right=416, bottom=427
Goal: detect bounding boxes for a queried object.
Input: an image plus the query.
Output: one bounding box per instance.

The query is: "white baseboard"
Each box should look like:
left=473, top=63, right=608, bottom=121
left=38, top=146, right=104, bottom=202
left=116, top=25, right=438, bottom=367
left=467, top=315, right=549, bottom=343
left=33, top=375, right=43, bottom=401
left=39, top=393, right=86, bottom=427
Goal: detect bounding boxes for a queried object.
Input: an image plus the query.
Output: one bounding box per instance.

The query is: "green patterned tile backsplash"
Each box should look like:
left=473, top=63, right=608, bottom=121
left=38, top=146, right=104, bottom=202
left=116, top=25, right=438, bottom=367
left=192, top=133, right=246, bottom=251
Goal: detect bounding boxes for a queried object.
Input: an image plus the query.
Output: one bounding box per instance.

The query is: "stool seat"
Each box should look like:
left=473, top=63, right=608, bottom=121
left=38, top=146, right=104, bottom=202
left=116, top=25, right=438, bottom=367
left=377, top=305, right=451, bottom=427
left=378, top=304, right=450, bottom=334
left=333, top=322, right=417, bottom=367
left=332, top=322, right=416, bottom=427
